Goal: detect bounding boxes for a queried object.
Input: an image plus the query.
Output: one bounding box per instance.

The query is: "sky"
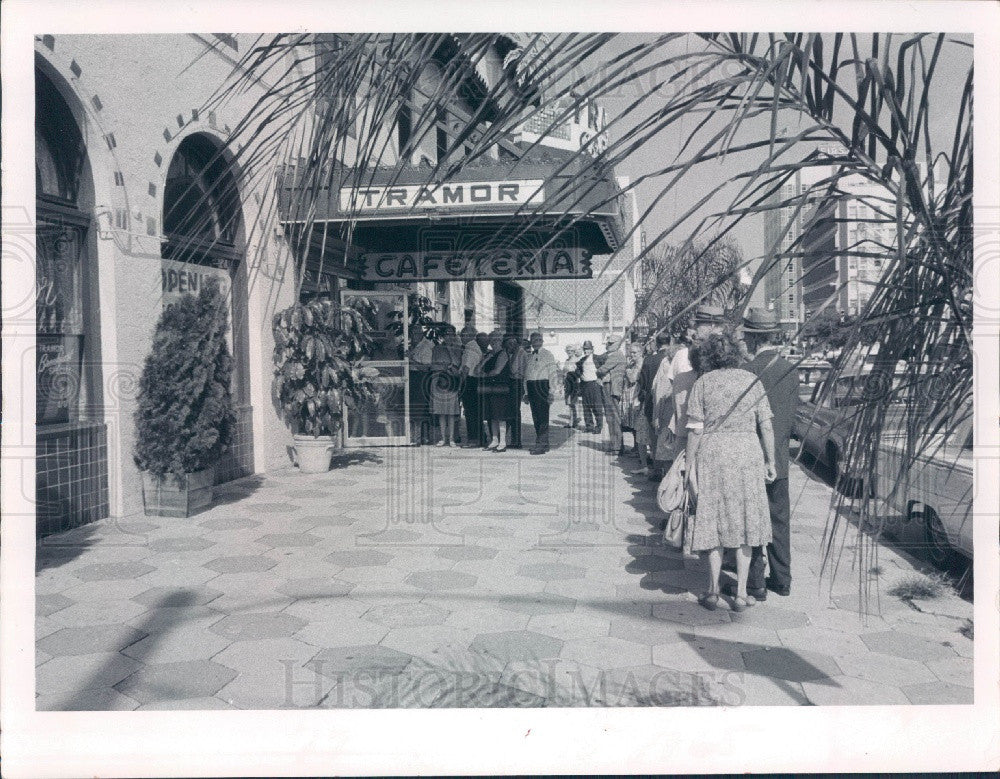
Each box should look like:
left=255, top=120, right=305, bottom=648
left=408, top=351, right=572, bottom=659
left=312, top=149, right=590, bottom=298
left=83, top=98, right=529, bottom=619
left=567, top=33, right=974, bottom=286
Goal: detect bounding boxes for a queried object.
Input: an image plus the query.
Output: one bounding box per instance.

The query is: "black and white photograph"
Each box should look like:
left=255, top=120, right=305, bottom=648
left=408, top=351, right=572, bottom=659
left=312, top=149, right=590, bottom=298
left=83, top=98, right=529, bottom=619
left=2, top=0, right=998, bottom=775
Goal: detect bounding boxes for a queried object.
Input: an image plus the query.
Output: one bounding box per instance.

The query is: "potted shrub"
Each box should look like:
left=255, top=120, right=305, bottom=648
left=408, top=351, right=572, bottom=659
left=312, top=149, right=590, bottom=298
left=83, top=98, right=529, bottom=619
left=272, top=297, right=376, bottom=473
left=134, top=280, right=235, bottom=517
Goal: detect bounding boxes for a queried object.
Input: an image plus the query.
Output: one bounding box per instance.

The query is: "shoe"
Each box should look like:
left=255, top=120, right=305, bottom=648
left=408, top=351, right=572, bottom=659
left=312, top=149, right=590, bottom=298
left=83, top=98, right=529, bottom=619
left=723, top=582, right=766, bottom=601
left=487, top=439, right=499, bottom=450
left=731, top=596, right=753, bottom=613
left=448, top=441, right=458, bottom=448
left=495, top=445, right=507, bottom=452
left=435, top=440, right=446, bottom=447
left=765, top=579, right=790, bottom=597
left=697, top=592, right=719, bottom=611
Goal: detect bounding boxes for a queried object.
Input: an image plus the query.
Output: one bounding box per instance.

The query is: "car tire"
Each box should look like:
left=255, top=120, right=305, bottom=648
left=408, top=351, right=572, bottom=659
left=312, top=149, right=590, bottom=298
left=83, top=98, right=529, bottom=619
left=919, top=505, right=957, bottom=569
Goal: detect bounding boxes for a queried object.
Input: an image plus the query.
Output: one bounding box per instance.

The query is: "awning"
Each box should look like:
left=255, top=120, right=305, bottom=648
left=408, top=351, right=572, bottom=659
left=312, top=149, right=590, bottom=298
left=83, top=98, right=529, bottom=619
left=277, top=148, right=625, bottom=274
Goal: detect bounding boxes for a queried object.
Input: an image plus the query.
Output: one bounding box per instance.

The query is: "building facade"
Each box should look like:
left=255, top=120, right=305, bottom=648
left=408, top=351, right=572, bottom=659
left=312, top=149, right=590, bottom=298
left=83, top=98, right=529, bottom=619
left=33, top=33, right=625, bottom=531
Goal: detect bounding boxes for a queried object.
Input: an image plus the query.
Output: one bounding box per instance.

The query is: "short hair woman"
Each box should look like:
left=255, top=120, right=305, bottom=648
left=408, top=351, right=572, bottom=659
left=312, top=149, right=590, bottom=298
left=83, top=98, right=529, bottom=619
left=685, top=330, right=777, bottom=612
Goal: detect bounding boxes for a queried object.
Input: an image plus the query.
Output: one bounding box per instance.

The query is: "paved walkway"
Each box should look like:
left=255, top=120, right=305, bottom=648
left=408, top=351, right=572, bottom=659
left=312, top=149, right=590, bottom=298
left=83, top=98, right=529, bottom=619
left=35, top=405, right=973, bottom=709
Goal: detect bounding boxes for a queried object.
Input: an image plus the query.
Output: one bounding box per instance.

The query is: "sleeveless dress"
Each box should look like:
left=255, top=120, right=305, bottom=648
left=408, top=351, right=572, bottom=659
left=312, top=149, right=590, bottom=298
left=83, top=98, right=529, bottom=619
left=685, top=368, right=773, bottom=551
left=479, top=351, right=512, bottom=421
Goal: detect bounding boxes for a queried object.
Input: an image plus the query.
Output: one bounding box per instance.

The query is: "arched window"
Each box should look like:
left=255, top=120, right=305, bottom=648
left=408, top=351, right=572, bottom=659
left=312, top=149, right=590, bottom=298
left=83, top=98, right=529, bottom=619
left=163, top=134, right=239, bottom=263
left=35, top=70, right=84, bottom=203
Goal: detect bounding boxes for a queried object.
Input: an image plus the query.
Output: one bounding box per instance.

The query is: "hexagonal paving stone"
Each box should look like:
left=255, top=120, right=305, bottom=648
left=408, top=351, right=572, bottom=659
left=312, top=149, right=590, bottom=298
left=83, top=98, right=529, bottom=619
left=358, top=527, right=425, bottom=543
left=561, top=636, right=651, bottom=669
left=497, top=593, right=576, bottom=616
left=136, top=697, right=235, bottom=710
left=434, top=544, right=500, bottom=562
left=299, top=514, right=354, bottom=527
left=73, top=562, right=156, bottom=582
left=36, top=688, right=140, bottom=711
left=901, top=681, right=973, bottom=704
left=527, top=612, right=610, bottom=642
left=860, top=630, right=958, bottom=662
left=114, top=660, right=238, bottom=704
left=209, top=612, right=307, bottom=642
left=36, top=652, right=142, bottom=696
left=36, top=593, right=75, bottom=617
left=609, top=617, right=685, bottom=646
left=50, top=598, right=149, bottom=627
left=404, top=570, right=478, bottom=592
left=518, top=562, right=587, bottom=582
left=461, top=525, right=515, bottom=538
left=730, top=606, right=809, bottom=631
left=742, top=647, right=841, bottom=682
left=255, top=532, right=322, bottom=548
left=364, top=601, right=450, bottom=628
left=198, top=516, right=261, bottom=531
left=325, top=549, right=394, bottom=568
left=122, top=624, right=233, bottom=664
left=37, top=625, right=147, bottom=656
left=147, top=537, right=215, bottom=553
left=309, top=644, right=415, bottom=677
left=275, top=578, right=355, bottom=600
left=470, top=630, right=564, bottom=664
left=203, top=555, right=276, bottom=574
left=925, top=656, right=974, bottom=688
left=801, top=675, right=910, bottom=705
left=243, top=501, right=302, bottom=513
left=132, top=585, right=222, bottom=608
left=651, top=600, right=733, bottom=627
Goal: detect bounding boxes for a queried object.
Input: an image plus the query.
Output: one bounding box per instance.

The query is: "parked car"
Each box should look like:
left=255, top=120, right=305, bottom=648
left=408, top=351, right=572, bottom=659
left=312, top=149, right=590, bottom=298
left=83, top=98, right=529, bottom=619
left=796, top=358, right=833, bottom=402
left=876, top=413, right=973, bottom=566
left=793, top=367, right=905, bottom=492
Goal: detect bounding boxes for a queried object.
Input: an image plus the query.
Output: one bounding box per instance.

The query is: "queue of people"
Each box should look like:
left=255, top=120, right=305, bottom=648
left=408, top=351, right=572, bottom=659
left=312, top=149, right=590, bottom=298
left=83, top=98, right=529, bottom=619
left=625, top=304, right=799, bottom=612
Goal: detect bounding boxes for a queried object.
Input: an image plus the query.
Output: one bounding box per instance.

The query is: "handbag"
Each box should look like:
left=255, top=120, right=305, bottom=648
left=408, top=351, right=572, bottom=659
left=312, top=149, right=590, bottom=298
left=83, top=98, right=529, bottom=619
left=656, top=450, right=686, bottom=513
left=663, top=491, right=687, bottom=549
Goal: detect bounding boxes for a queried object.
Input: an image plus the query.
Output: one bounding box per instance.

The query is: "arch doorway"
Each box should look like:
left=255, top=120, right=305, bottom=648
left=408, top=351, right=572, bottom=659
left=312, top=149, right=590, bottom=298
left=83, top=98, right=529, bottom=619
left=161, top=133, right=254, bottom=483
left=35, top=66, right=109, bottom=535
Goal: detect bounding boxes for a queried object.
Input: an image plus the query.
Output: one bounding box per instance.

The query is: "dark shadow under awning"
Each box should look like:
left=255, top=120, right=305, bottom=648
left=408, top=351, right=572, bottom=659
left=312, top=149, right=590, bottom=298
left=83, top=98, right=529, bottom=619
left=277, top=149, right=626, bottom=261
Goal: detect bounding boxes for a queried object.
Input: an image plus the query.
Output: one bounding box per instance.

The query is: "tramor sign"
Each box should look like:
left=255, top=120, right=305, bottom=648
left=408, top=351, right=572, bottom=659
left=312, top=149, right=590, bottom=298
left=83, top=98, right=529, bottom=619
left=359, top=247, right=593, bottom=282
left=339, top=179, right=545, bottom=212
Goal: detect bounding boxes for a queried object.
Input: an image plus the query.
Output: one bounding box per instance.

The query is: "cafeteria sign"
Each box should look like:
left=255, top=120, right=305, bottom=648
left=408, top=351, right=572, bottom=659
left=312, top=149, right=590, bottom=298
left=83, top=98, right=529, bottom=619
left=340, top=179, right=544, bottom=212
left=360, top=248, right=593, bottom=282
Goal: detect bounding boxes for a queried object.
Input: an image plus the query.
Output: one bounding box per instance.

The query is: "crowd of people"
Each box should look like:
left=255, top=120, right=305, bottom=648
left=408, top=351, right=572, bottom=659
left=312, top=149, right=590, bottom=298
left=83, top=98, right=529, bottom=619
left=400, top=304, right=798, bottom=613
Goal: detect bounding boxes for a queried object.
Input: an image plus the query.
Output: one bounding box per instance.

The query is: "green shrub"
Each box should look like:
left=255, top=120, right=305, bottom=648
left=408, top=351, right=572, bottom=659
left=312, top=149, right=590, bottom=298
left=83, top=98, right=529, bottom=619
left=272, top=297, right=377, bottom=437
left=133, top=281, right=235, bottom=477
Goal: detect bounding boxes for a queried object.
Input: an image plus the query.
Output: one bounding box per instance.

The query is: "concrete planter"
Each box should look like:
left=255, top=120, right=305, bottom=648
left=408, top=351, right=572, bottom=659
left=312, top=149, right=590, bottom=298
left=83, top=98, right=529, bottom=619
left=141, top=466, right=215, bottom=517
left=291, top=434, right=341, bottom=474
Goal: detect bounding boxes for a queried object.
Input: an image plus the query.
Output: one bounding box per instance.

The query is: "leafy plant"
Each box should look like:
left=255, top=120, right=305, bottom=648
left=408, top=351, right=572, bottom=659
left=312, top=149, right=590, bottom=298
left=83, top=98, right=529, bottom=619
left=133, top=281, right=235, bottom=478
left=272, top=297, right=377, bottom=437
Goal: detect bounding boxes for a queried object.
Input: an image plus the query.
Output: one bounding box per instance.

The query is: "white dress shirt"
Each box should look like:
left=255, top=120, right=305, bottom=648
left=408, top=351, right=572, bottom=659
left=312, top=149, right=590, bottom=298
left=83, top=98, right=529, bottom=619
left=525, top=346, right=559, bottom=392
left=579, top=354, right=599, bottom=382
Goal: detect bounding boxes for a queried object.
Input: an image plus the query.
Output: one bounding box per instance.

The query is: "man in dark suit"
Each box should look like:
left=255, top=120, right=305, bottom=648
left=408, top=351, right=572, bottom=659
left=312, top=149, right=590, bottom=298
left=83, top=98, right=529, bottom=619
left=637, top=332, right=671, bottom=478
left=740, top=307, right=799, bottom=599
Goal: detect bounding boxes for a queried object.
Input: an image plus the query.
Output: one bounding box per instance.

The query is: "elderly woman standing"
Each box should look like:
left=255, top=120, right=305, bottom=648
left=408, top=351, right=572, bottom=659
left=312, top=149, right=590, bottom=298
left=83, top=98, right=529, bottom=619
left=684, top=330, right=777, bottom=612
left=430, top=325, right=463, bottom=448
left=478, top=330, right=513, bottom=451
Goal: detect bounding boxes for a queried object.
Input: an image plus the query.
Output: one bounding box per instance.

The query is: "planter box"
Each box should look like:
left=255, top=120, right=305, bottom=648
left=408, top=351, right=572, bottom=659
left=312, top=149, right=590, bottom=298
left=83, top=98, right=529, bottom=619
left=141, top=467, right=215, bottom=517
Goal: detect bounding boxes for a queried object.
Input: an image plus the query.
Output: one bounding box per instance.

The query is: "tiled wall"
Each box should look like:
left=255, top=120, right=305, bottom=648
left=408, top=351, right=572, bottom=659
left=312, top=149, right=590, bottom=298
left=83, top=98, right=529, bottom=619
left=214, top=404, right=255, bottom=485
left=36, top=422, right=110, bottom=536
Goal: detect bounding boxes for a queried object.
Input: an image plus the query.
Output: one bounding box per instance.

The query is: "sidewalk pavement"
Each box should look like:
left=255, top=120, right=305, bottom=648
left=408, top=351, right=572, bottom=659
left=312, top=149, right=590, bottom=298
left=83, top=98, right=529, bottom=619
left=35, top=404, right=973, bottom=709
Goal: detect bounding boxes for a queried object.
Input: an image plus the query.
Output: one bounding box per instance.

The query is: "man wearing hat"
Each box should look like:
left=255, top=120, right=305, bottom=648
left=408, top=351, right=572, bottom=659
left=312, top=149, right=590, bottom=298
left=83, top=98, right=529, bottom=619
left=735, top=307, right=799, bottom=599
left=575, top=340, right=604, bottom=434
left=650, top=303, right=726, bottom=469
left=597, top=335, right=628, bottom=455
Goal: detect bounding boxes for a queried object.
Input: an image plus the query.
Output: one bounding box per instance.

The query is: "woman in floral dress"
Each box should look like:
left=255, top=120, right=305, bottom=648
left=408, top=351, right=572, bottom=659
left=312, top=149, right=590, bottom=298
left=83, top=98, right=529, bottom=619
left=685, top=331, right=777, bottom=612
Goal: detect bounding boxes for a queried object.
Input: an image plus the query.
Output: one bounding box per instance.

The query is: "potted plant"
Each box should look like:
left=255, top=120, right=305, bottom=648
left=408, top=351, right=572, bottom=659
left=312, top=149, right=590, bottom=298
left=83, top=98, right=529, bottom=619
left=134, top=280, right=235, bottom=517
left=272, top=296, right=376, bottom=473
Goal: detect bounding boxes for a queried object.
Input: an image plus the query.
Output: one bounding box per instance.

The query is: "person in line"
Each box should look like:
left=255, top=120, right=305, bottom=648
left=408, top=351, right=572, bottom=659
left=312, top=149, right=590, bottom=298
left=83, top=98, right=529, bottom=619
left=575, top=340, right=603, bottom=434
left=620, top=341, right=651, bottom=474
left=651, top=305, right=726, bottom=474
left=504, top=335, right=526, bottom=448
left=598, top=336, right=627, bottom=456
left=406, top=325, right=434, bottom=445
left=478, top=330, right=513, bottom=451
left=735, top=307, right=799, bottom=599
left=460, top=329, right=486, bottom=448
left=637, top=332, right=672, bottom=480
left=524, top=331, right=560, bottom=455
left=562, top=344, right=582, bottom=429
left=430, top=324, right=463, bottom=448
left=684, top=330, right=777, bottom=612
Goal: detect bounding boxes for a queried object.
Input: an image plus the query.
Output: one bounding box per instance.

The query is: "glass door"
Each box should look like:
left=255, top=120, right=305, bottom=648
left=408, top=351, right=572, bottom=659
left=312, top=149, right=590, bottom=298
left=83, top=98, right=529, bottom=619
left=341, top=290, right=410, bottom=446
